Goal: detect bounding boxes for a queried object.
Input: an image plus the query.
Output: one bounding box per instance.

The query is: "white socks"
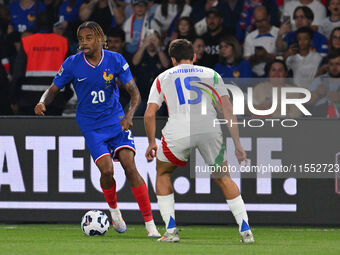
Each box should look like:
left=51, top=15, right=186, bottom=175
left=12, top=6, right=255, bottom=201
left=145, top=219, right=157, bottom=232
left=109, top=206, right=121, bottom=216
left=157, top=193, right=176, bottom=233
left=226, top=195, right=250, bottom=232
left=157, top=193, right=249, bottom=234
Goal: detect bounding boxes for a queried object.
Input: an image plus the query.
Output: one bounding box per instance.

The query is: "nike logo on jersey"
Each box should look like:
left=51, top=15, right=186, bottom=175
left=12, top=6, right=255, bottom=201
left=77, top=77, right=87, bottom=82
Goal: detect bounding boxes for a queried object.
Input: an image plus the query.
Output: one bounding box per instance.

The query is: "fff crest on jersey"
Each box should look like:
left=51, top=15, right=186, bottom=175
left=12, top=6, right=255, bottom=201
left=27, top=14, right=35, bottom=22
left=103, top=69, right=113, bottom=87
left=233, top=70, right=240, bottom=78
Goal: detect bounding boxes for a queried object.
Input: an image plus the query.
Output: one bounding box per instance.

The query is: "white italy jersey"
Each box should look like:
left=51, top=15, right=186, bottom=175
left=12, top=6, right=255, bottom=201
left=147, top=64, right=229, bottom=140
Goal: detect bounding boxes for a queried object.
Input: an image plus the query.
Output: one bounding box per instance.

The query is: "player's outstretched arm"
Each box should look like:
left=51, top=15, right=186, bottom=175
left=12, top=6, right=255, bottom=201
left=121, top=79, right=141, bottom=130
left=221, top=95, right=248, bottom=165
left=34, top=83, right=60, bottom=116
left=144, top=103, right=159, bottom=161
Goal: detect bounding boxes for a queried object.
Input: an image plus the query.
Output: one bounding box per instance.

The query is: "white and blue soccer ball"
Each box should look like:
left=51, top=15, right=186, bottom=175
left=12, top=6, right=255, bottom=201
left=81, top=210, right=110, bottom=236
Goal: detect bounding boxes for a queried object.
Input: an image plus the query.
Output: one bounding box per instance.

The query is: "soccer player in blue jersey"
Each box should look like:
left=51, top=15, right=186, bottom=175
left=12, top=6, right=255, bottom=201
left=34, top=21, right=160, bottom=237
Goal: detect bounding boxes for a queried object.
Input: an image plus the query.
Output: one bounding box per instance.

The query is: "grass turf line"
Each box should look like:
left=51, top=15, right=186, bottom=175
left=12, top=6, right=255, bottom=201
left=0, top=225, right=339, bottom=255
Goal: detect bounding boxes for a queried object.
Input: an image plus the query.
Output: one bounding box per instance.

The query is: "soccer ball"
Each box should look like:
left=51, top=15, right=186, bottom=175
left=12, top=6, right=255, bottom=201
left=81, top=210, right=110, bottom=236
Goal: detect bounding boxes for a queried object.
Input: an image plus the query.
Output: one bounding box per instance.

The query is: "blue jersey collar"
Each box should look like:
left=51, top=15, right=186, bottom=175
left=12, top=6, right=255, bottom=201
left=83, top=49, right=104, bottom=68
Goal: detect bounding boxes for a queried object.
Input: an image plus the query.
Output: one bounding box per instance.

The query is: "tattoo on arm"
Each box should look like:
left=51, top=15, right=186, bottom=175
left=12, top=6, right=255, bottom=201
left=39, top=83, right=60, bottom=106
left=124, top=79, right=141, bottom=117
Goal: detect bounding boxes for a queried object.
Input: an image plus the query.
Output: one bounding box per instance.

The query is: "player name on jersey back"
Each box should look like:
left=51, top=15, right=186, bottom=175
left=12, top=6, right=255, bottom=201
left=169, top=67, right=204, bottom=74
left=148, top=64, right=228, bottom=139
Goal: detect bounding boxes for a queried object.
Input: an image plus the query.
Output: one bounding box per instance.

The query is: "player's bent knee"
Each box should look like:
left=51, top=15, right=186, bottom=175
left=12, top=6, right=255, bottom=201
left=100, top=167, right=114, bottom=178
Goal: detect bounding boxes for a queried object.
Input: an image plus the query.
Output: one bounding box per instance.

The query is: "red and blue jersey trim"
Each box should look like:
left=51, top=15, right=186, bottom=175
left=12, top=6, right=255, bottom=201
left=83, top=49, right=105, bottom=68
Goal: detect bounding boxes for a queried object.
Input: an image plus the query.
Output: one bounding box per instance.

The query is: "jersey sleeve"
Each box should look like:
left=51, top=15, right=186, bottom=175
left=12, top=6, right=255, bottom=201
left=53, top=57, right=74, bottom=89
left=147, top=77, right=164, bottom=107
left=115, top=53, right=133, bottom=85
left=213, top=71, right=229, bottom=98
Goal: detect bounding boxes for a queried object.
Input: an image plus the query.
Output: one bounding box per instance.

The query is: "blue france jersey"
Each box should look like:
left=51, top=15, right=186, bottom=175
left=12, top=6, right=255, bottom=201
left=54, top=49, right=133, bottom=133
left=58, top=0, right=83, bottom=23
left=284, top=31, right=328, bottom=56
left=9, top=1, right=46, bottom=32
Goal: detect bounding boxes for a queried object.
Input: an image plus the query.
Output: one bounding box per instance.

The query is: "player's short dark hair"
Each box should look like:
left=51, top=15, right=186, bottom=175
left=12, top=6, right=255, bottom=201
left=296, top=26, right=314, bottom=40
left=168, top=39, right=194, bottom=62
left=107, top=27, right=125, bottom=42
left=293, top=6, right=314, bottom=22
left=77, top=21, right=107, bottom=49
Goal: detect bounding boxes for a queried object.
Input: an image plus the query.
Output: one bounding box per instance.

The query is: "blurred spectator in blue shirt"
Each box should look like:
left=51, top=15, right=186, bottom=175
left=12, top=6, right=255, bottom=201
left=214, top=35, right=252, bottom=90
left=8, top=0, right=46, bottom=33
left=58, top=0, right=83, bottom=23
left=276, top=6, right=328, bottom=57
left=123, top=0, right=151, bottom=54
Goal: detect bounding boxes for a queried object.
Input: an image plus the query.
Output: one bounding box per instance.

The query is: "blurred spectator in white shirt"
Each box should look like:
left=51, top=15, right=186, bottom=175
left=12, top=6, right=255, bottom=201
left=282, top=0, right=326, bottom=29
left=318, top=0, right=340, bottom=39
left=151, top=0, right=191, bottom=44
left=285, top=27, right=322, bottom=88
left=244, top=6, right=278, bottom=77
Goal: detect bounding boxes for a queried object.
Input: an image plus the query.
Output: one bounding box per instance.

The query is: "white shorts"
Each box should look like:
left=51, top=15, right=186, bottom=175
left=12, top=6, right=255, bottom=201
left=157, top=132, right=227, bottom=167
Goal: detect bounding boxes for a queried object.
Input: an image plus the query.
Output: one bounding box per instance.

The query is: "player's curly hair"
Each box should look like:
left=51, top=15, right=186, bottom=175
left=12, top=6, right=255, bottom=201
left=77, top=21, right=108, bottom=49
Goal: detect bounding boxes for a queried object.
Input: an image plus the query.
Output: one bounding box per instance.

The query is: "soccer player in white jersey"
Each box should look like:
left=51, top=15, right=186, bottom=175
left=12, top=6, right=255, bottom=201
left=144, top=39, right=254, bottom=243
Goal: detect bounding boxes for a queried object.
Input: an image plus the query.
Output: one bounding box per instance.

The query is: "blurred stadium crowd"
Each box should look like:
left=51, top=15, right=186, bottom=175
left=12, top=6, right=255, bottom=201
left=0, top=0, right=339, bottom=117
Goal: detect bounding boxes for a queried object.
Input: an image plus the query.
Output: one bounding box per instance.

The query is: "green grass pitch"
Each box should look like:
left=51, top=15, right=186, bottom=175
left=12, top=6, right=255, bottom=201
left=0, top=224, right=339, bottom=255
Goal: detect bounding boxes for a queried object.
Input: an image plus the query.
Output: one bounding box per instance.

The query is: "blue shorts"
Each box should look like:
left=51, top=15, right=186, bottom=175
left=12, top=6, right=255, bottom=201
left=83, top=125, right=136, bottom=163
